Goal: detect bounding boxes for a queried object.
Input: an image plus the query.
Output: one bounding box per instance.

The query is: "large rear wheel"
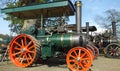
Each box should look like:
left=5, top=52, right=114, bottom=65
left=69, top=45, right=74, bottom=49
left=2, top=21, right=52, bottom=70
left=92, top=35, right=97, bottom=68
left=105, top=43, right=120, bottom=58
left=66, top=47, right=93, bottom=71
left=9, top=34, right=41, bottom=67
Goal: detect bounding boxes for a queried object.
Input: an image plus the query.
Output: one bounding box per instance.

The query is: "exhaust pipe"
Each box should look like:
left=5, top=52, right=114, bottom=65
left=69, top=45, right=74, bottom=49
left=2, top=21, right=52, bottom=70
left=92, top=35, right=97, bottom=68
left=86, top=22, right=89, bottom=38
left=112, top=21, right=116, bottom=37
left=75, top=1, right=82, bottom=34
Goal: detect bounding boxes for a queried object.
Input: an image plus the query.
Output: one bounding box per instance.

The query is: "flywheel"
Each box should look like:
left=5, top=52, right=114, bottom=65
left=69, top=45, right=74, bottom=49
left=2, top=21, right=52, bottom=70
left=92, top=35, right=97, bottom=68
left=9, top=34, right=41, bottom=67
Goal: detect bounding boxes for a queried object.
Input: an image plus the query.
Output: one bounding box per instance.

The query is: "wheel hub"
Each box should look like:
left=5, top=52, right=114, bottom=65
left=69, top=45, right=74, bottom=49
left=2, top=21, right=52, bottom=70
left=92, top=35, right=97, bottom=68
left=111, top=49, right=117, bottom=53
left=76, top=57, right=81, bottom=62
left=21, top=48, right=26, bottom=52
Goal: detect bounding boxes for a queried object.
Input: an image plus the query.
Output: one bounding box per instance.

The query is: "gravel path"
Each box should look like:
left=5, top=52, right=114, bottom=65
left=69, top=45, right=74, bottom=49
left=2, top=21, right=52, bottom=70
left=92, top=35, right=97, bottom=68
left=0, top=56, right=120, bottom=71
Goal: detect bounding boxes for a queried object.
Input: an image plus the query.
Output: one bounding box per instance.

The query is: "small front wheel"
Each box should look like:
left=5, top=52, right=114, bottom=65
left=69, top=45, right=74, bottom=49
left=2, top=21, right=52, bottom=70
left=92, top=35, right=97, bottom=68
left=66, top=47, right=93, bottom=71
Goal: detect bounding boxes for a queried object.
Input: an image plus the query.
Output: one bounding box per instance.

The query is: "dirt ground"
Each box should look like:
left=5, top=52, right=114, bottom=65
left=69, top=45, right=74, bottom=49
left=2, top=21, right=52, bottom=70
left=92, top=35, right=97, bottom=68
left=0, top=55, right=120, bottom=71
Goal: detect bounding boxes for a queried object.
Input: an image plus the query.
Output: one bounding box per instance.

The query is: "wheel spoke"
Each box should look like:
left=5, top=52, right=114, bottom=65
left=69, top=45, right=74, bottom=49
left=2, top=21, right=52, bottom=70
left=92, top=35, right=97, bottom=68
left=82, top=58, right=89, bottom=61
left=113, top=53, right=115, bottom=56
left=79, top=63, right=85, bottom=70
left=21, top=55, right=25, bottom=63
left=14, top=41, right=22, bottom=47
left=78, top=49, right=81, bottom=57
left=12, top=52, right=22, bottom=56
left=26, top=41, right=32, bottom=47
left=108, top=50, right=112, bottom=52
left=18, top=53, right=23, bottom=61
left=115, top=53, right=119, bottom=56
left=25, top=54, right=29, bottom=63
left=21, top=39, right=24, bottom=46
left=71, top=63, right=80, bottom=71
left=28, top=45, right=34, bottom=50
left=74, top=50, right=78, bottom=57
left=72, top=63, right=77, bottom=67
left=110, top=52, right=113, bottom=55
left=110, top=46, right=113, bottom=50
left=70, top=55, right=76, bottom=59
left=81, top=52, right=87, bottom=58
left=115, top=47, right=119, bottom=50
left=28, top=53, right=33, bottom=60
left=28, top=50, right=35, bottom=54
left=114, top=53, right=117, bottom=56
left=69, top=59, right=76, bottom=62
left=24, top=36, right=27, bottom=46
left=14, top=47, right=21, bottom=50
left=82, top=60, right=90, bottom=67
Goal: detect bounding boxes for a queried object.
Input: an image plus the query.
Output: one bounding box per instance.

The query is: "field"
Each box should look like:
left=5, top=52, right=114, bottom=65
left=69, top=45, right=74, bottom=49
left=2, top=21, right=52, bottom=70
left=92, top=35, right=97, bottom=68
left=0, top=56, right=120, bottom=71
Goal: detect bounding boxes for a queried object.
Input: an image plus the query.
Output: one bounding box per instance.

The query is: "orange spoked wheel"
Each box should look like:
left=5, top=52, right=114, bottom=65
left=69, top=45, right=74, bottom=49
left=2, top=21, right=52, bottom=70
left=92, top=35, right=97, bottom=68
left=86, top=45, right=95, bottom=59
left=9, top=34, right=41, bottom=67
left=66, top=47, right=93, bottom=71
left=91, top=45, right=99, bottom=59
left=86, top=47, right=94, bottom=60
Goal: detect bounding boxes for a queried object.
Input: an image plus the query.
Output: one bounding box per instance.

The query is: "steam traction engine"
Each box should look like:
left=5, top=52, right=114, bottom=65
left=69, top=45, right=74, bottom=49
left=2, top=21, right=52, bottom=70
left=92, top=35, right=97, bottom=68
left=2, top=0, right=98, bottom=71
left=93, top=21, right=120, bottom=58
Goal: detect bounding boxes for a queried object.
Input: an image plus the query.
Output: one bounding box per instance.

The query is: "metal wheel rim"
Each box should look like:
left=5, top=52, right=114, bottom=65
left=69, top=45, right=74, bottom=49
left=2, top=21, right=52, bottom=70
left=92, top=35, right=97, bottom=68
left=9, top=34, right=37, bottom=67
left=91, top=45, right=99, bottom=59
left=86, top=47, right=94, bottom=60
left=86, top=45, right=95, bottom=59
left=106, top=43, right=120, bottom=58
left=66, top=47, right=93, bottom=71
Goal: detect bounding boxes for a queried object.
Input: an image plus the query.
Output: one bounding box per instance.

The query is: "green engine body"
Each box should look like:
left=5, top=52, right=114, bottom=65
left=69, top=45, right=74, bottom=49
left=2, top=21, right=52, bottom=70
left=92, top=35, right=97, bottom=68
left=22, top=26, right=85, bottom=59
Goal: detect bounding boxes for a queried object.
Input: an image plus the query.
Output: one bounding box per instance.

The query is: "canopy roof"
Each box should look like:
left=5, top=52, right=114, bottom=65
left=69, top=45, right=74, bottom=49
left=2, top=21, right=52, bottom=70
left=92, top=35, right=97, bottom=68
left=1, top=0, right=75, bottom=19
left=67, top=24, right=97, bottom=32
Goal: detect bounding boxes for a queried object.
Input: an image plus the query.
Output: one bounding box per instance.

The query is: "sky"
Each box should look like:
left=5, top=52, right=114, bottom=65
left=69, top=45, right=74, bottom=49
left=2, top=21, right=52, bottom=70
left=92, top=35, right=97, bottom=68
left=0, top=0, right=120, bottom=35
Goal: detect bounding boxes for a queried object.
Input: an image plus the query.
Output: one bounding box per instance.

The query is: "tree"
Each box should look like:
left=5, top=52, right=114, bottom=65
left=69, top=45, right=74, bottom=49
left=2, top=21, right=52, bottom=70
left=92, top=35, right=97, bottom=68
left=2, top=0, right=51, bottom=34
left=95, top=9, right=120, bottom=38
left=3, top=2, right=24, bottom=34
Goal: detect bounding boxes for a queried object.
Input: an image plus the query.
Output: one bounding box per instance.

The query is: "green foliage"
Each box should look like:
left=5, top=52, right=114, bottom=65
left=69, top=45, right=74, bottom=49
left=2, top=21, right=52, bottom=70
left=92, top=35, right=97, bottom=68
left=0, top=34, right=11, bottom=44
left=0, top=34, right=9, bottom=39
left=4, top=2, right=24, bottom=34
left=0, top=34, right=5, bottom=39
left=3, top=0, right=66, bottom=34
left=39, top=0, right=47, bottom=3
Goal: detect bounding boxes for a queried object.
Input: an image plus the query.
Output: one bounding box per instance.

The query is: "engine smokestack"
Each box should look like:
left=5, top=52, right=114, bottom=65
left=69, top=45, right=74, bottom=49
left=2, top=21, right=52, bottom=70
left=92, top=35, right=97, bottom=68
left=112, top=21, right=116, bottom=37
left=75, top=1, right=82, bottom=34
left=86, top=22, right=89, bottom=38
